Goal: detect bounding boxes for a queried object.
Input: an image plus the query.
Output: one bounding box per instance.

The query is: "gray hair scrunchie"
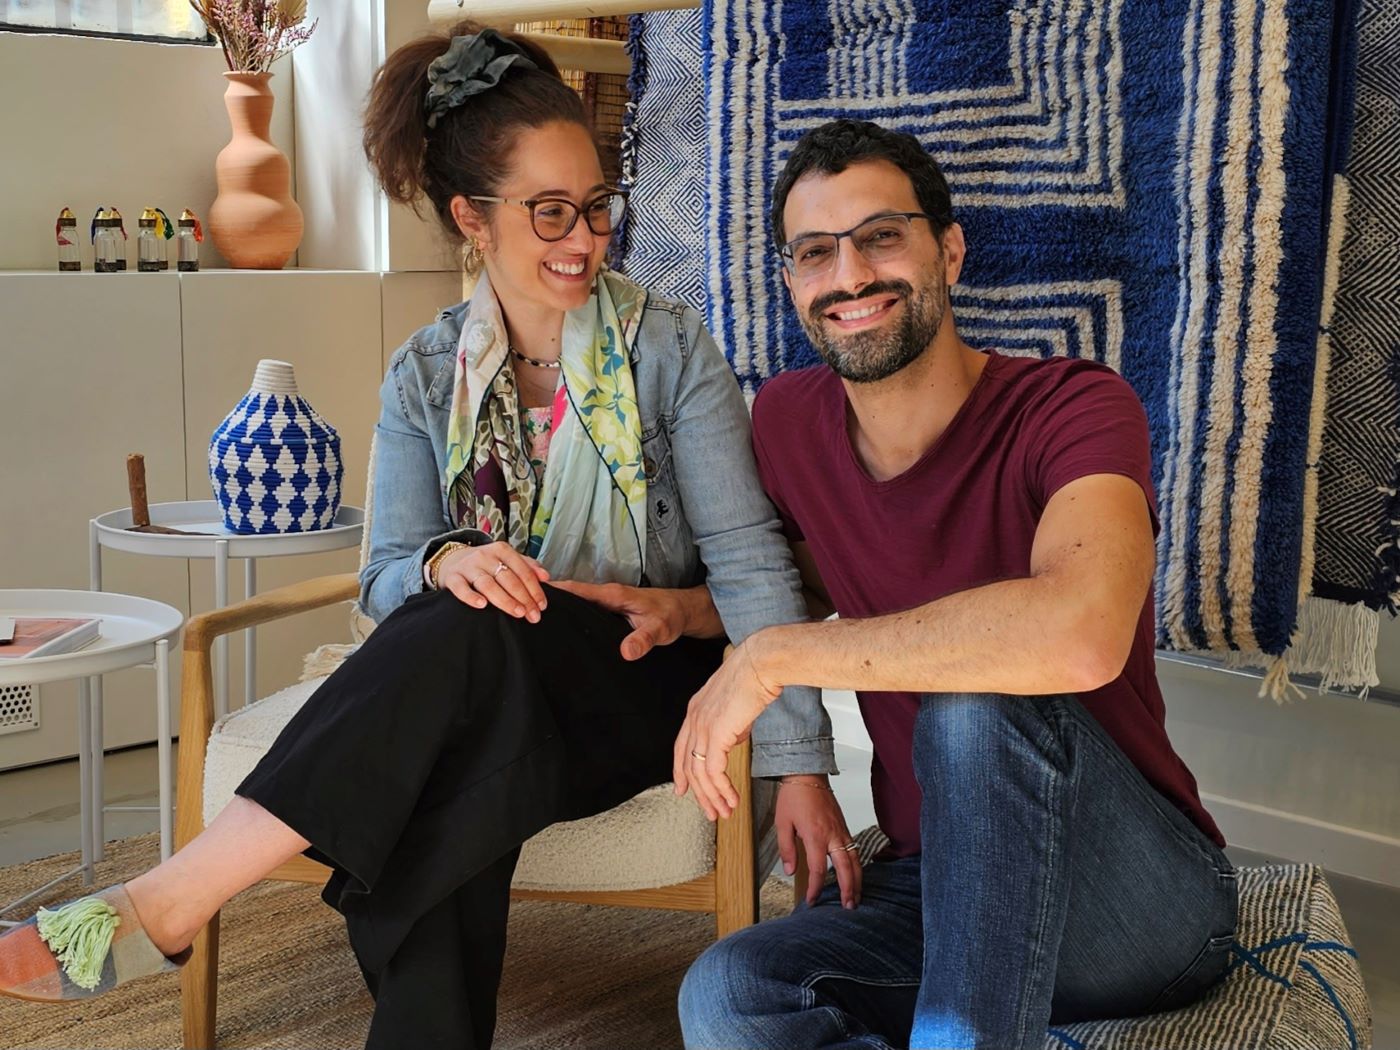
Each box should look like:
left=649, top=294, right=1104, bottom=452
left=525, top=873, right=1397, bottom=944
left=424, top=29, right=538, bottom=129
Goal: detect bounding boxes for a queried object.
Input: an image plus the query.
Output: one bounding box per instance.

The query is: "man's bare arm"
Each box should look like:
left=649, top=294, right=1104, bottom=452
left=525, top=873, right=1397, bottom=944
left=751, top=473, right=1155, bottom=696
left=673, top=473, right=1158, bottom=817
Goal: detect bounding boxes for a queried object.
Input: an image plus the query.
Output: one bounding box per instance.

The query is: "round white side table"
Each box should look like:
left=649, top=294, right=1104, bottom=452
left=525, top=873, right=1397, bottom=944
left=0, top=589, right=182, bottom=924
left=88, top=501, right=364, bottom=858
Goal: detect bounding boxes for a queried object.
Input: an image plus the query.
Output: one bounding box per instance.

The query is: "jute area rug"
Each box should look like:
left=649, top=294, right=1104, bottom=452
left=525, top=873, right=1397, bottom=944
left=0, top=834, right=795, bottom=1049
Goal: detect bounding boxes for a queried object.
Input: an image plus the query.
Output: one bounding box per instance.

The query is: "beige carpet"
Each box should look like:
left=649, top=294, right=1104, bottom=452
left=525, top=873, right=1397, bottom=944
left=0, top=835, right=795, bottom=1049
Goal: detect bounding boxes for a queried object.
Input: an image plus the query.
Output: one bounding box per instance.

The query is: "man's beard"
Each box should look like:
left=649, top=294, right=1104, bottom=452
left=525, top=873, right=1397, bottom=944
left=800, top=276, right=945, bottom=384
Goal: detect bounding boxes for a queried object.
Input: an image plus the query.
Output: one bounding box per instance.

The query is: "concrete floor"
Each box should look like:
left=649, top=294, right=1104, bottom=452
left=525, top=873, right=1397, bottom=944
left=1, top=742, right=1395, bottom=1045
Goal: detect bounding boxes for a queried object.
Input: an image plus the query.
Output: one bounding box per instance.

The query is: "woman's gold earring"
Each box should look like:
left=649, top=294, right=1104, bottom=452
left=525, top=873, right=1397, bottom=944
left=462, top=236, right=484, bottom=275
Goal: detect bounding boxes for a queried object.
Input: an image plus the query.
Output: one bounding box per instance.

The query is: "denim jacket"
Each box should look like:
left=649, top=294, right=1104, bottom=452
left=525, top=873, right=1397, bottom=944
left=360, top=288, right=835, bottom=778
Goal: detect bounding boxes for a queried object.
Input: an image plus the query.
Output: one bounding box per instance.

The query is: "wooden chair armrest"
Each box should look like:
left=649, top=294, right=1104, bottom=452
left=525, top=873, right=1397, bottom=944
left=176, top=571, right=360, bottom=851
left=181, top=572, right=361, bottom=653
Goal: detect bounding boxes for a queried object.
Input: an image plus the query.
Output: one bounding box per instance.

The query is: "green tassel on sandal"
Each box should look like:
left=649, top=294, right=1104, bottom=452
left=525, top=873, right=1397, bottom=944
left=0, top=884, right=187, bottom=1002
left=36, top=896, right=122, bottom=991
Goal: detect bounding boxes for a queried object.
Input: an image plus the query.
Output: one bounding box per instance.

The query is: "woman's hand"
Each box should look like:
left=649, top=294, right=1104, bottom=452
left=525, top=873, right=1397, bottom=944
left=774, top=778, right=862, bottom=909
left=673, top=637, right=783, bottom=819
left=436, top=541, right=551, bottom=622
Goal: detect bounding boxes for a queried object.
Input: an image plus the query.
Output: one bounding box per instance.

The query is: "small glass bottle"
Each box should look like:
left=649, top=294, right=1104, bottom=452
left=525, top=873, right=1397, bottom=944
left=110, top=207, right=128, bottom=270
left=177, top=209, right=204, bottom=272
left=93, top=210, right=117, bottom=273
left=155, top=209, right=174, bottom=269
left=56, top=207, right=80, bottom=272
left=138, top=208, right=163, bottom=272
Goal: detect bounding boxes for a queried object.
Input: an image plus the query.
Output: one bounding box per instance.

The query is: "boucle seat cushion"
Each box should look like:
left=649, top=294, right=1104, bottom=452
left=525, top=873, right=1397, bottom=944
left=1042, top=864, right=1371, bottom=1049
left=203, top=677, right=776, bottom=893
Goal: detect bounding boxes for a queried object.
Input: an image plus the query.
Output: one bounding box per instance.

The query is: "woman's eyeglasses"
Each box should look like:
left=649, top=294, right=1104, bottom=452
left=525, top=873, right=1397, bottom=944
left=469, top=190, right=628, bottom=243
left=779, top=212, right=935, bottom=280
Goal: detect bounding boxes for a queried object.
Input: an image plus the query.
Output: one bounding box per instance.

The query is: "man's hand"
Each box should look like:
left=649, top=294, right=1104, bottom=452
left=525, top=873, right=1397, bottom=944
left=550, top=580, right=697, bottom=661
left=673, top=637, right=782, bottom=820
left=775, top=777, right=861, bottom=909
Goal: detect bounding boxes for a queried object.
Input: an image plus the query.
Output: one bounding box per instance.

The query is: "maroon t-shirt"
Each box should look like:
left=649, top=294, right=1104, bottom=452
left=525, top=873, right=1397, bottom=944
left=751, top=351, right=1223, bottom=857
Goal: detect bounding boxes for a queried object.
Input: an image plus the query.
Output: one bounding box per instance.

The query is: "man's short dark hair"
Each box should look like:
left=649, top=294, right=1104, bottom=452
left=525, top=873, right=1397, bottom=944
left=770, top=119, right=955, bottom=246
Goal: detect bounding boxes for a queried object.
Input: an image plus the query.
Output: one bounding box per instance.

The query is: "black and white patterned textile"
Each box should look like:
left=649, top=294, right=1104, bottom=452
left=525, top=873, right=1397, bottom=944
left=1312, top=0, right=1400, bottom=617
left=617, top=9, right=708, bottom=314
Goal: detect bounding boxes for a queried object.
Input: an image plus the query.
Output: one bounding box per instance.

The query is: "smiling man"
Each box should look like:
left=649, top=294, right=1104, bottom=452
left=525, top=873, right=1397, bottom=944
left=674, top=120, right=1236, bottom=1049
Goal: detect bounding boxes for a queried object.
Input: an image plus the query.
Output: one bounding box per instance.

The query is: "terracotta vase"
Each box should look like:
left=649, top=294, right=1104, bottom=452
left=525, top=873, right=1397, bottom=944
left=208, top=72, right=303, bottom=269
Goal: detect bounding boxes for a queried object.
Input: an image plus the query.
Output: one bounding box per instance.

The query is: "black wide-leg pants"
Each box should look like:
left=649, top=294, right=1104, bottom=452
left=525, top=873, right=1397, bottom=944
left=236, top=584, right=723, bottom=1050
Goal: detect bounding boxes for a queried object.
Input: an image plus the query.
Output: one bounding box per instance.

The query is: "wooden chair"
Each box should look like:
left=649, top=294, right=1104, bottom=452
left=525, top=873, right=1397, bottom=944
left=175, top=575, right=762, bottom=1048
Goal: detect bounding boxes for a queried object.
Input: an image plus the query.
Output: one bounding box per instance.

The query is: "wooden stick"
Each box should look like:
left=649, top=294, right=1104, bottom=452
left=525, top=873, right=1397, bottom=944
left=123, top=452, right=196, bottom=535
left=127, top=453, right=150, bottom=528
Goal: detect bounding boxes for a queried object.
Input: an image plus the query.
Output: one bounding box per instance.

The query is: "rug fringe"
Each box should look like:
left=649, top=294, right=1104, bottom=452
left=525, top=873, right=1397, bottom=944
left=1223, top=595, right=1381, bottom=701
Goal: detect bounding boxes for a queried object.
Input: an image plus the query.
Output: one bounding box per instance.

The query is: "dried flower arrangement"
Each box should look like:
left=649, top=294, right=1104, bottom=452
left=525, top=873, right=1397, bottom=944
left=189, top=0, right=318, bottom=74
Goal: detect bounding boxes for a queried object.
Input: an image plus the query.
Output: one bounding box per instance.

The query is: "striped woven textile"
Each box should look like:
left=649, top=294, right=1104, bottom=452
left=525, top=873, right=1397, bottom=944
left=617, top=9, right=709, bottom=314
left=698, top=0, right=1354, bottom=658
left=1047, top=865, right=1370, bottom=1049
left=1286, top=0, right=1400, bottom=692
left=847, top=830, right=1371, bottom=1048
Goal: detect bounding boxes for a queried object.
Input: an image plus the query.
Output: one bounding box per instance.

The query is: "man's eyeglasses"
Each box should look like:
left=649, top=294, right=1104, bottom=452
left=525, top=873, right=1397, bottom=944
left=779, top=213, right=936, bottom=280
left=469, top=190, right=628, bottom=243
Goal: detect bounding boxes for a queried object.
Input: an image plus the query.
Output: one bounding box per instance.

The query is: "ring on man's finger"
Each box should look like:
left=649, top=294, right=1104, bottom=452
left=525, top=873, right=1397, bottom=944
left=690, top=749, right=707, bottom=761
left=836, top=841, right=859, bottom=853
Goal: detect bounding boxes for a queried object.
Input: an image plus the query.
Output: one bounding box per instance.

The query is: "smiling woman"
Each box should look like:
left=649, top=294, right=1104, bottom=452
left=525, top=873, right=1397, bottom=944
left=0, top=16, right=841, bottom=1050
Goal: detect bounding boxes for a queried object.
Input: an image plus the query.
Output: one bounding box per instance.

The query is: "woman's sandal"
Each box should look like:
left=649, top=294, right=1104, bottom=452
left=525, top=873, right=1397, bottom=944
left=0, top=884, right=189, bottom=1002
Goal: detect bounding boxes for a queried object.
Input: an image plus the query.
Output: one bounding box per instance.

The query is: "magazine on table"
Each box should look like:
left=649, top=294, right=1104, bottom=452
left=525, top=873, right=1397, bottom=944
left=0, top=617, right=102, bottom=659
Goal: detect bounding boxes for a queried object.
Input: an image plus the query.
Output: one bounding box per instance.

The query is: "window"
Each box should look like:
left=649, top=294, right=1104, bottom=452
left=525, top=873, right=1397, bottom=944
left=2, top=0, right=206, bottom=41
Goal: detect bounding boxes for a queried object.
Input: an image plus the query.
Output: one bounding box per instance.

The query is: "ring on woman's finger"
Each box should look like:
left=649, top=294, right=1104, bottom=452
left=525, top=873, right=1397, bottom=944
left=493, top=561, right=509, bottom=578
left=690, top=749, right=707, bottom=761
left=836, top=841, right=859, bottom=853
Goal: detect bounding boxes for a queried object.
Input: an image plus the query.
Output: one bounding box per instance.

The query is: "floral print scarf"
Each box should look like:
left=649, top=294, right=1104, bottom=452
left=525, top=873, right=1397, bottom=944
left=443, top=269, right=649, bottom=584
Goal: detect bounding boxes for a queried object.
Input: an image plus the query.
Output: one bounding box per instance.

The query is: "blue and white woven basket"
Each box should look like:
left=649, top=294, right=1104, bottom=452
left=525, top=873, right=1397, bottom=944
left=208, top=359, right=343, bottom=535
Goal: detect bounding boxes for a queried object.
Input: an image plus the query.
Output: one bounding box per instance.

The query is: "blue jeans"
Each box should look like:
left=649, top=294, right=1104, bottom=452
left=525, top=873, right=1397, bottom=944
left=679, top=693, right=1238, bottom=1049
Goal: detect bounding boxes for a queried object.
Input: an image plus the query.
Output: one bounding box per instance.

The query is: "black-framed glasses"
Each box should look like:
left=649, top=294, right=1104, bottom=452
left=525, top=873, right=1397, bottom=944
left=469, top=190, right=628, bottom=242
left=779, top=212, right=935, bottom=280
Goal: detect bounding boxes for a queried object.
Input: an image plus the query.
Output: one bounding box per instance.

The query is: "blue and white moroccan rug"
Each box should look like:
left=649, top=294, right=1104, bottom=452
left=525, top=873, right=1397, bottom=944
left=700, top=0, right=1352, bottom=660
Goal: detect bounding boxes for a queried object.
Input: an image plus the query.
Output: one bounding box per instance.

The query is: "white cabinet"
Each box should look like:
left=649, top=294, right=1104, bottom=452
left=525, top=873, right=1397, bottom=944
left=0, top=268, right=461, bottom=770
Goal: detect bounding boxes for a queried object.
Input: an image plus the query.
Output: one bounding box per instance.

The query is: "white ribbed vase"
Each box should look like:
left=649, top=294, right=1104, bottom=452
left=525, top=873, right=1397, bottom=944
left=208, top=359, right=343, bottom=534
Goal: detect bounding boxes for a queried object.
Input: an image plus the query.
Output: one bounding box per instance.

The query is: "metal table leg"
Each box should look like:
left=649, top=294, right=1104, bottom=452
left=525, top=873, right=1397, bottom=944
left=76, top=679, right=94, bottom=886
left=245, top=558, right=257, bottom=708
left=88, top=518, right=105, bottom=864
left=214, top=539, right=229, bottom=720
left=155, top=638, right=173, bottom=860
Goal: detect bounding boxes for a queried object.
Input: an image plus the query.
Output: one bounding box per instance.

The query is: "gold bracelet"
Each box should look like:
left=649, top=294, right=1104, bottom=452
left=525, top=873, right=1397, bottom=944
left=425, top=542, right=469, bottom=590
left=779, top=778, right=834, bottom=792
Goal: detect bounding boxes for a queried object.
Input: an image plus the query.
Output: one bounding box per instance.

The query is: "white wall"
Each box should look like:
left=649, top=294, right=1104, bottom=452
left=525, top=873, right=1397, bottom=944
left=291, top=0, right=380, bottom=270
left=0, top=30, right=294, bottom=272
left=290, top=0, right=458, bottom=272
left=382, top=0, right=459, bottom=272
left=1160, top=613, right=1400, bottom=884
